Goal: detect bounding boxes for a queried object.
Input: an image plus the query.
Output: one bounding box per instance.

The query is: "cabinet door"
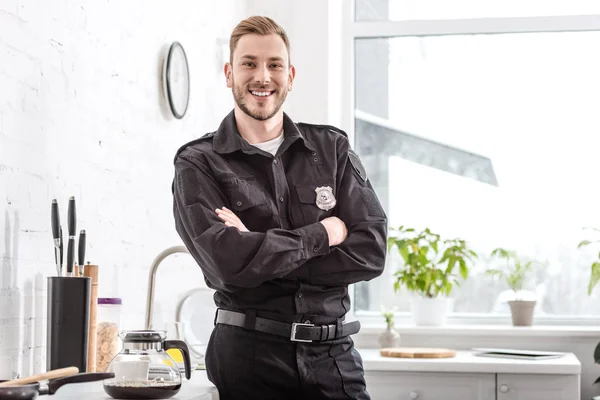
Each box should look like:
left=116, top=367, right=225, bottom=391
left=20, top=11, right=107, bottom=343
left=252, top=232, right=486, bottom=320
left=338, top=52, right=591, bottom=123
left=496, top=373, right=580, bottom=400
left=365, top=371, right=496, bottom=400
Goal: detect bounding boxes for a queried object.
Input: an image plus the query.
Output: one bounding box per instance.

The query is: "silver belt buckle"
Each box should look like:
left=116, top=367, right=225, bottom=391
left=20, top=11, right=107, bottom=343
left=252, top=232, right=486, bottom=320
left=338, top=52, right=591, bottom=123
left=290, top=322, right=314, bottom=342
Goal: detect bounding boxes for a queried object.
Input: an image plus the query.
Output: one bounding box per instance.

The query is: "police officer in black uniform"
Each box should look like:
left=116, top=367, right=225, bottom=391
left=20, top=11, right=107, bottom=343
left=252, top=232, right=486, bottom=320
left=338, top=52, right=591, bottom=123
left=172, top=16, right=387, bottom=400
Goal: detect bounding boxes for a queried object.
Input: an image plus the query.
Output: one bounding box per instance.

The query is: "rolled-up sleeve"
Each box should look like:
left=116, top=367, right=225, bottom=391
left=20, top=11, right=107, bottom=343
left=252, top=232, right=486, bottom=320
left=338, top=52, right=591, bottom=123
left=173, top=155, right=330, bottom=292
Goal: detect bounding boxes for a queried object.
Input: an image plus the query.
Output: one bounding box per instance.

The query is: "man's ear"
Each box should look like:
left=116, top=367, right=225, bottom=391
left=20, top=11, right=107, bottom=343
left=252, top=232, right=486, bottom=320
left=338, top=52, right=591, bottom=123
left=288, top=65, right=296, bottom=91
left=224, top=63, right=233, bottom=88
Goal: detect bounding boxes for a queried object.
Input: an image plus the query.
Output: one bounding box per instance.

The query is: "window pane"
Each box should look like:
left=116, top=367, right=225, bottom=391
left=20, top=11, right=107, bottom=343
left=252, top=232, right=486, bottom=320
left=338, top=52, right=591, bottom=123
left=355, top=0, right=600, bottom=21
left=354, top=31, right=600, bottom=317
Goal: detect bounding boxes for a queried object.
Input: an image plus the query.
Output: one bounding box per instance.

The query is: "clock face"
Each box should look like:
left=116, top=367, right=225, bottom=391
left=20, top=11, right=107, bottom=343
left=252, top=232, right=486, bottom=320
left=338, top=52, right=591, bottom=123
left=165, top=42, right=190, bottom=119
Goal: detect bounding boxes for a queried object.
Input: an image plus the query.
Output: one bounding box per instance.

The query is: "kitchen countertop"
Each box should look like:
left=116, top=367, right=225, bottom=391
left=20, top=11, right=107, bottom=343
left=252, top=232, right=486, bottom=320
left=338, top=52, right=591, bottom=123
left=358, top=348, right=581, bottom=375
left=52, top=370, right=218, bottom=399
left=50, top=350, right=580, bottom=397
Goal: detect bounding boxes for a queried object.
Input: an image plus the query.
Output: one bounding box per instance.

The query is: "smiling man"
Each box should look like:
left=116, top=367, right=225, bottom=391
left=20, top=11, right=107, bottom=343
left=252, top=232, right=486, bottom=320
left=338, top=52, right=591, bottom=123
left=172, top=16, right=387, bottom=400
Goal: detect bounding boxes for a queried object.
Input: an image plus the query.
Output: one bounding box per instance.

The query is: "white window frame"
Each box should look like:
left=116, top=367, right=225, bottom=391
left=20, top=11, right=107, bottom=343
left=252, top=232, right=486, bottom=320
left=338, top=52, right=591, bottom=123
left=341, top=2, right=600, bottom=327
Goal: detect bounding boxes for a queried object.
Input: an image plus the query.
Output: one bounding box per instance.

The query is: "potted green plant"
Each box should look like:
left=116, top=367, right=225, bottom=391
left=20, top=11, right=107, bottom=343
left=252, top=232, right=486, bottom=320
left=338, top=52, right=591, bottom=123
left=387, top=226, right=478, bottom=326
left=485, top=248, right=544, bottom=326
left=577, top=227, right=600, bottom=295
left=378, top=306, right=400, bottom=348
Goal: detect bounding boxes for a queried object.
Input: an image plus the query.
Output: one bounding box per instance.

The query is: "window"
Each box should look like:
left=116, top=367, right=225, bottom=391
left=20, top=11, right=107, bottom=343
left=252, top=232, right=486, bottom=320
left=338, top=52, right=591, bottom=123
left=346, top=1, right=600, bottom=324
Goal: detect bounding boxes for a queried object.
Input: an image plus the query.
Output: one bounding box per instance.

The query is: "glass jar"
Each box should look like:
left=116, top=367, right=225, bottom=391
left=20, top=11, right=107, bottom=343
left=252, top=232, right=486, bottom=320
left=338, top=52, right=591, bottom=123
left=96, top=297, right=122, bottom=372
left=102, top=330, right=191, bottom=400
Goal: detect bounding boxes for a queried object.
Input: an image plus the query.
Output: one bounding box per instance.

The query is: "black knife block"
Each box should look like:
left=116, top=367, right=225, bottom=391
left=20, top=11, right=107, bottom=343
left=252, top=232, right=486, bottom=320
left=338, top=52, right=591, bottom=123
left=47, top=276, right=91, bottom=372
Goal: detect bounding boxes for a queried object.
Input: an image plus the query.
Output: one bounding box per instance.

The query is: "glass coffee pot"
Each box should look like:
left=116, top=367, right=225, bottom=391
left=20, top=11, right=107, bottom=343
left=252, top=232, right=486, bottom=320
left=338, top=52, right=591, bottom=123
left=102, top=330, right=191, bottom=400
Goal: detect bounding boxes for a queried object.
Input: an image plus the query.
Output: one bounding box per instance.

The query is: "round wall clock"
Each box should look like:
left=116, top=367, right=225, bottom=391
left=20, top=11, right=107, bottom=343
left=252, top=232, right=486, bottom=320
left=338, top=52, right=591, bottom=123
left=163, top=41, right=190, bottom=119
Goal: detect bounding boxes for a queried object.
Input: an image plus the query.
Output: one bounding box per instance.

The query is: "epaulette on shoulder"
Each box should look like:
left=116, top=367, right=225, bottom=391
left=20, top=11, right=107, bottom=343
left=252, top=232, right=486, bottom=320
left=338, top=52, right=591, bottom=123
left=296, top=122, right=348, bottom=138
left=173, top=131, right=215, bottom=161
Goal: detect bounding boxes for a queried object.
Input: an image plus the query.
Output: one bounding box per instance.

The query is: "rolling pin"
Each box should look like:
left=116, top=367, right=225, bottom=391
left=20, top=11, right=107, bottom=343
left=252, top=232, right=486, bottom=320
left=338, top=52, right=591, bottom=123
left=84, top=264, right=99, bottom=372
left=0, top=367, right=79, bottom=387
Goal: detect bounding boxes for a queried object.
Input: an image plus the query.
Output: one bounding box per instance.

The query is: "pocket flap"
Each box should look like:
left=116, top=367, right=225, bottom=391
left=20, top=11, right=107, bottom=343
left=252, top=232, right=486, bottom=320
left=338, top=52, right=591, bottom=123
left=295, top=185, right=317, bottom=204
left=228, top=182, right=266, bottom=211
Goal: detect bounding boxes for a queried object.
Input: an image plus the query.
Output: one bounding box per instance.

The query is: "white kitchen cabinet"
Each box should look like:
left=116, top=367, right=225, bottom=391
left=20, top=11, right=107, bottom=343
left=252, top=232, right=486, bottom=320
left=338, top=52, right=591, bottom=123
left=497, top=373, right=580, bottom=400
left=359, top=349, right=581, bottom=400
left=365, top=371, right=496, bottom=400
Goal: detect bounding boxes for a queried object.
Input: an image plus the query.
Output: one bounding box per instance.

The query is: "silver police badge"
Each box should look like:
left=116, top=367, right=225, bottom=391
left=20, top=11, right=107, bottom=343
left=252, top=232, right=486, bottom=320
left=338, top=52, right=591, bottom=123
left=315, top=186, right=336, bottom=211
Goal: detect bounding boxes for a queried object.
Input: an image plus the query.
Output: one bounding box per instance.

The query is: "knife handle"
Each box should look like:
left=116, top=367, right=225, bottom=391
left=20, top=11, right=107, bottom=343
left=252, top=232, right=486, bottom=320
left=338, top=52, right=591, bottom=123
left=67, top=196, right=76, bottom=236
left=66, top=237, right=74, bottom=276
left=51, top=200, right=60, bottom=240
left=59, top=225, right=64, bottom=273
left=78, top=230, right=86, bottom=266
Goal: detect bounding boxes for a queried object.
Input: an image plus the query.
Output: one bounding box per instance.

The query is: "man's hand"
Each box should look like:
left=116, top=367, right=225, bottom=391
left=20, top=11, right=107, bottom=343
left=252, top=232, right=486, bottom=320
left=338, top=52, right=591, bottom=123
left=320, top=216, right=348, bottom=247
left=216, top=207, right=249, bottom=232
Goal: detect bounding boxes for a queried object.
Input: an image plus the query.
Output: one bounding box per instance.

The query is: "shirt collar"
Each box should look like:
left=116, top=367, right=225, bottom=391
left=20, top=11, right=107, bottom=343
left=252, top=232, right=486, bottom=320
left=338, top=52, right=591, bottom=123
left=213, top=110, right=317, bottom=155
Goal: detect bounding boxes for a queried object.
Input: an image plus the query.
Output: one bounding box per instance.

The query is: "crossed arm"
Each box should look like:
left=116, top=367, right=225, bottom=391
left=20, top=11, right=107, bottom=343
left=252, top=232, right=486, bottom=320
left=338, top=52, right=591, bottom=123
left=215, top=206, right=348, bottom=247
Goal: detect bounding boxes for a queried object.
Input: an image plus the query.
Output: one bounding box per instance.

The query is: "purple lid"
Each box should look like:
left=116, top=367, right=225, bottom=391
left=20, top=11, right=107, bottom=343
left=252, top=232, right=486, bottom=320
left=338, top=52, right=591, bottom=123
left=98, top=297, right=122, bottom=305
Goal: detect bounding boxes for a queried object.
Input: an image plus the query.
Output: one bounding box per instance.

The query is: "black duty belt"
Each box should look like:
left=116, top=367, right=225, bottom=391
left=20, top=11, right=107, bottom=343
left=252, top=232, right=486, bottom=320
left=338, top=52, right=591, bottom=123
left=215, top=309, right=361, bottom=343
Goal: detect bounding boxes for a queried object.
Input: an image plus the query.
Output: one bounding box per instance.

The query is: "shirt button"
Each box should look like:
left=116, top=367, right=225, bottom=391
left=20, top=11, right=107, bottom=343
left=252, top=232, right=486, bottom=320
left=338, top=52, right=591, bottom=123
left=298, top=293, right=303, bottom=298
left=313, top=246, right=319, bottom=252
left=279, top=196, right=284, bottom=202
left=236, top=201, right=243, bottom=207
left=312, top=152, right=317, bottom=156
left=313, top=158, right=318, bottom=162
left=273, top=159, right=278, bottom=164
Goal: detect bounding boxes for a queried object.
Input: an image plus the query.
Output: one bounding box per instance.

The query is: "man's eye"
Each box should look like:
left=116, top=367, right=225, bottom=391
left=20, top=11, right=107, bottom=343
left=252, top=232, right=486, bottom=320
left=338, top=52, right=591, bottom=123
left=243, top=62, right=255, bottom=67
left=270, top=64, right=283, bottom=69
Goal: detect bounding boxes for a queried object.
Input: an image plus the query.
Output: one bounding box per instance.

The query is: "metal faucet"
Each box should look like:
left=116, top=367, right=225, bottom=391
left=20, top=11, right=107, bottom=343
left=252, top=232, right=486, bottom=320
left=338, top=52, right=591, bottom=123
left=145, top=245, right=190, bottom=330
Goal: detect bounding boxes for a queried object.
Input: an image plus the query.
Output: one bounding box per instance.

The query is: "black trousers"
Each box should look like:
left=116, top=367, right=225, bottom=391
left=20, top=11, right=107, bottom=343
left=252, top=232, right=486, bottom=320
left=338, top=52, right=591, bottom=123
left=205, top=323, right=371, bottom=400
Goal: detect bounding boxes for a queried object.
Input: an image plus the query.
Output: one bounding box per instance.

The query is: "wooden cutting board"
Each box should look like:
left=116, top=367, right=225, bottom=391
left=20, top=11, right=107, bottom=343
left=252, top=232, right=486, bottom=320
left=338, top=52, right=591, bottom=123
left=380, top=347, right=456, bottom=359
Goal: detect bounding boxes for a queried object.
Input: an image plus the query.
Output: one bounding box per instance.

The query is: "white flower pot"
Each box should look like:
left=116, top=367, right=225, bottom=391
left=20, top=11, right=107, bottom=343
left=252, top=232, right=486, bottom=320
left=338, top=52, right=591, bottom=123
left=410, top=296, right=454, bottom=326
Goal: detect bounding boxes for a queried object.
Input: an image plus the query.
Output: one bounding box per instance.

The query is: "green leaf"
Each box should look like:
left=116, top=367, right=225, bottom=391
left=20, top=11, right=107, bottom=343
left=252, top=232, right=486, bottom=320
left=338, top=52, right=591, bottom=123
left=444, top=280, right=452, bottom=295
left=459, top=258, right=468, bottom=279
left=594, top=341, right=600, bottom=364
left=399, top=245, right=410, bottom=263
left=387, top=236, right=397, bottom=250
left=588, top=262, right=600, bottom=295
left=578, top=240, right=592, bottom=248
left=491, top=247, right=514, bottom=260
left=418, top=253, right=430, bottom=266
left=446, top=258, right=456, bottom=274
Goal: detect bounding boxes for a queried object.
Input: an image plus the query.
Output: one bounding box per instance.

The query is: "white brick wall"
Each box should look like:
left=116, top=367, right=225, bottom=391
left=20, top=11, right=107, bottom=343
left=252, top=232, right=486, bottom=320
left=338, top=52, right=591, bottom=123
left=0, top=0, right=245, bottom=378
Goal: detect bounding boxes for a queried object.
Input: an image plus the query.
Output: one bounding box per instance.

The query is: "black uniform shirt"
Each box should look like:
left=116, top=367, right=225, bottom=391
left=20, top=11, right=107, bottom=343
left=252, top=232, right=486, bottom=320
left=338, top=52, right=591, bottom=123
left=172, top=111, right=387, bottom=322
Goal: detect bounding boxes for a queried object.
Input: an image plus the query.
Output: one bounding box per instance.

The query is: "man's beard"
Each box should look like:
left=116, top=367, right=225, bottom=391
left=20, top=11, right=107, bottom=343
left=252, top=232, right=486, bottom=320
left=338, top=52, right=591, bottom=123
left=232, top=80, right=288, bottom=121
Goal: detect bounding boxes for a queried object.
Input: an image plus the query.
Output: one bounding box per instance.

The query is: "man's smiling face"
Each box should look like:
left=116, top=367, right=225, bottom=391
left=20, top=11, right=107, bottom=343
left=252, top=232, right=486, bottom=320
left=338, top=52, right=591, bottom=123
left=225, top=33, right=295, bottom=121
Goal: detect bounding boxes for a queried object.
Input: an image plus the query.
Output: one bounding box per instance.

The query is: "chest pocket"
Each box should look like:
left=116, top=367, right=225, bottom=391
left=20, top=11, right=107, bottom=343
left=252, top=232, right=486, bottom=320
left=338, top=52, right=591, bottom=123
left=293, top=183, right=336, bottom=226
left=221, top=178, right=273, bottom=232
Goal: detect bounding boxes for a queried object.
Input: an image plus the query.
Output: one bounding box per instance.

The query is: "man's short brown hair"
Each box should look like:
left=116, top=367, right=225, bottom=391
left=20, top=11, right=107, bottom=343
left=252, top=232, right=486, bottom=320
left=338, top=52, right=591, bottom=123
left=229, top=16, right=291, bottom=64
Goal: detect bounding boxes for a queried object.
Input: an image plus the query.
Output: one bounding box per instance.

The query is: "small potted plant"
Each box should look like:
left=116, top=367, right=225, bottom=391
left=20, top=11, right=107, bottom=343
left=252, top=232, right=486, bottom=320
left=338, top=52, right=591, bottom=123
left=387, top=226, right=478, bottom=326
left=378, top=306, right=400, bottom=348
left=485, top=248, right=544, bottom=326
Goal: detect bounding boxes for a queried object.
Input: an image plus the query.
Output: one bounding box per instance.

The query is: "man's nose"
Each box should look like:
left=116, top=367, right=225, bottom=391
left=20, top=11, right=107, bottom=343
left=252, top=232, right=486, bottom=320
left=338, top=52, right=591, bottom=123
left=254, top=65, right=270, bottom=84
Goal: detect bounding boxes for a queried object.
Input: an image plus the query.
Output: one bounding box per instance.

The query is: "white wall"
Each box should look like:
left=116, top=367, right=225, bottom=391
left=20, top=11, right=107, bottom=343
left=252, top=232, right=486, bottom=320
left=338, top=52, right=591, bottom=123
left=0, top=0, right=245, bottom=378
